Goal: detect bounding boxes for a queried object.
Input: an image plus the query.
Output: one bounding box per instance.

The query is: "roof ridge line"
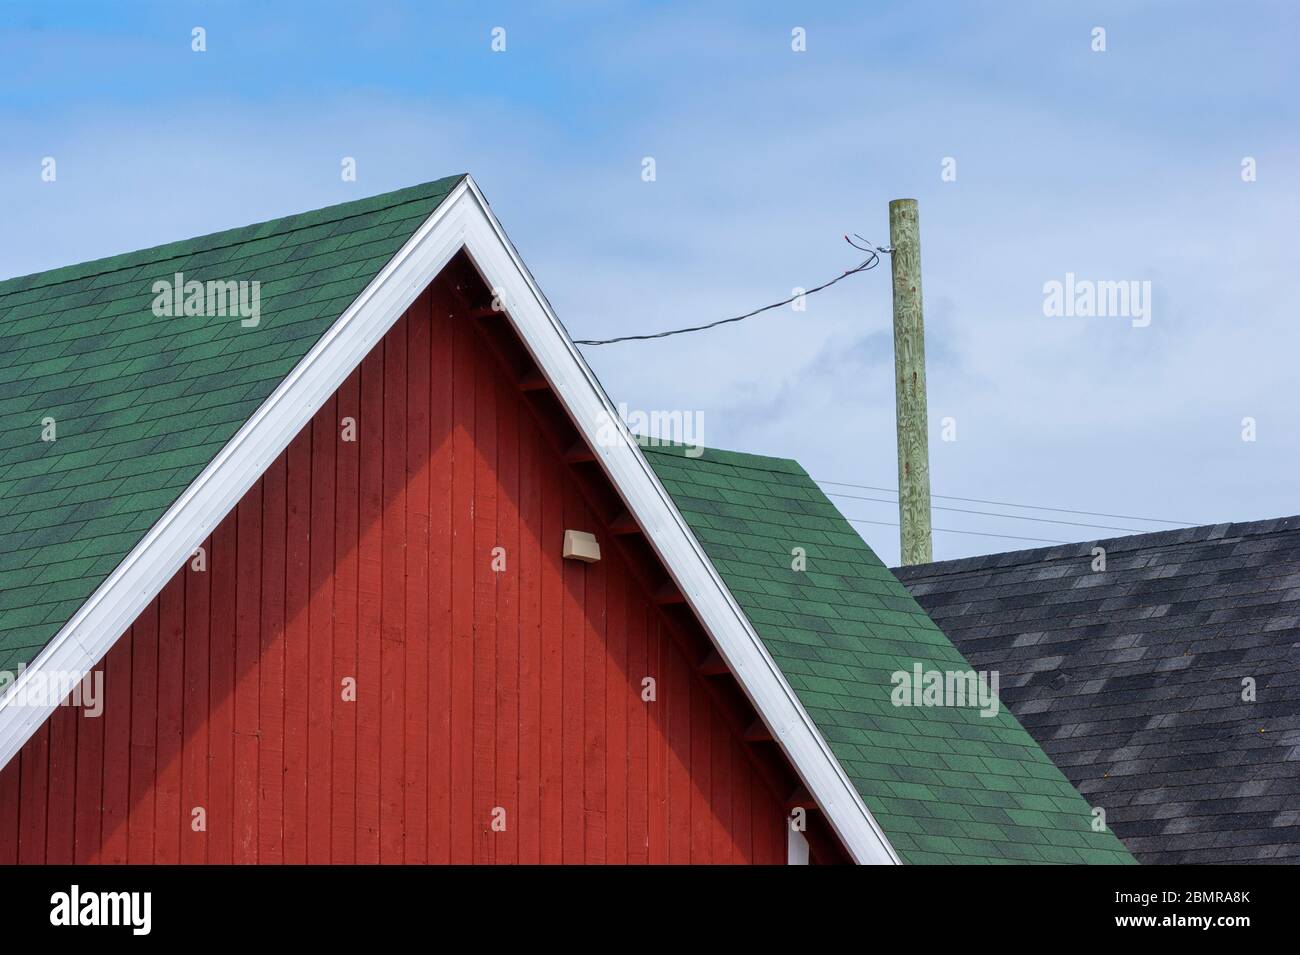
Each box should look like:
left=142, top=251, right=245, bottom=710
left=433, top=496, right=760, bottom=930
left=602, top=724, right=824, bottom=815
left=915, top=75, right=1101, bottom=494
left=894, top=513, right=1300, bottom=580
left=637, top=440, right=805, bottom=476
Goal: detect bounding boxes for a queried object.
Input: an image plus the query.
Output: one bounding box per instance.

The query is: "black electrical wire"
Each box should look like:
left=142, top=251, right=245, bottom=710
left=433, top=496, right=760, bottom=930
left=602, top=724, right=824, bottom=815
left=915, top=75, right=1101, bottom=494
left=817, top=479, right=1196, bottom=527
left=825, top=490, right=1147, bottom=534
left=573, top=235, right=890, bottom=346
left=844, top=516, right=1068, bottom=545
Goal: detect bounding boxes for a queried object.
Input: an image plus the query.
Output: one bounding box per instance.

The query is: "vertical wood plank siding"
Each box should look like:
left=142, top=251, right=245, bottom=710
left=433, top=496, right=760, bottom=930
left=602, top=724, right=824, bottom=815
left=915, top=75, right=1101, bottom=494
left=0, top=281, right=790, bottom=864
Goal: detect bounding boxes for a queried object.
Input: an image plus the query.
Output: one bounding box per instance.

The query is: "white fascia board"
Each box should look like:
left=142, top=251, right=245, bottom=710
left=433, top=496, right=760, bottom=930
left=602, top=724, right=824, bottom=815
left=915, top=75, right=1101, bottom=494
left=0, top=178, right=474, bottom=772
left=0, top=175, right=901, bottom=866
left=457, top=177, right=900, bottom=865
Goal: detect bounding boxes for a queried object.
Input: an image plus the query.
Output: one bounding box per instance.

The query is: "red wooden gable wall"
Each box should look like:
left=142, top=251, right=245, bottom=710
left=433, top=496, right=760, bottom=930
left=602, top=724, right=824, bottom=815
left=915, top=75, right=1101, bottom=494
left=0, top=264, right=808, bottom=864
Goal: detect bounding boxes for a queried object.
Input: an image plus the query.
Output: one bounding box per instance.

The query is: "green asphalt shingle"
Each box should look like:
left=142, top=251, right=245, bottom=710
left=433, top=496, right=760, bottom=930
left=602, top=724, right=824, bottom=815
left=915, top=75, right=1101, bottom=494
left=643, top=442, right=1136, bottom=865
left=3, top=176, right=1134, bottom=865
left=0, top=176, right=463, bottom=672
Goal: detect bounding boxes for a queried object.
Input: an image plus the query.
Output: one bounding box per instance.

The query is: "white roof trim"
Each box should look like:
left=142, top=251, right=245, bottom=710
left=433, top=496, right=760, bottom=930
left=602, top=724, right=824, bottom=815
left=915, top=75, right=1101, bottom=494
left=0, top=177, right=473, bottom=775
left=458, top=178, right=899, bottom=864
left=0, top=176, right=900, bottom=865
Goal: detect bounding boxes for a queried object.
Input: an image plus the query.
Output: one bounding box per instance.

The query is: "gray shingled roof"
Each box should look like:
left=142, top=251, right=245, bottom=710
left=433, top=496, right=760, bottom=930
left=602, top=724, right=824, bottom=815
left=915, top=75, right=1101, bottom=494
left=894, top=516, right=1300, bottom=865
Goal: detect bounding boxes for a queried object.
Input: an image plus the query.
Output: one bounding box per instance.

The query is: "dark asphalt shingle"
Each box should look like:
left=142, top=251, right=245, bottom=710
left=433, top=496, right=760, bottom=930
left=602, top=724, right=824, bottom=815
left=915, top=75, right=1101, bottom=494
left=896, top=517, right=1300, bottom=864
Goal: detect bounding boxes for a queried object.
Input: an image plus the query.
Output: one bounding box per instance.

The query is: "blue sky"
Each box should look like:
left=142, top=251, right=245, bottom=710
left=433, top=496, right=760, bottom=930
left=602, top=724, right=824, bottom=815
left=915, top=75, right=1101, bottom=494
left=3, top=1, right=1298, bottom=565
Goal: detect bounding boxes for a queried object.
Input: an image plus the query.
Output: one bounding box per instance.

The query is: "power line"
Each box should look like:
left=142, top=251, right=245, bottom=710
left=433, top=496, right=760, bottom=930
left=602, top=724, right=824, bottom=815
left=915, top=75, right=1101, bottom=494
left=573, top=235, right=890, bottom=346
left=816, top=478, right=1196, bottom=527
left=824, top=490, right=1146, bottom=534
left=844, top=516, right=1067, bottom=545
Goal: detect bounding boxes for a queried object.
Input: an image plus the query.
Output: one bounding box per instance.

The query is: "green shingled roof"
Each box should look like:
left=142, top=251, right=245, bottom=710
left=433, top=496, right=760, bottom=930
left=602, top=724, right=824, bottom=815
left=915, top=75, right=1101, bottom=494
left=2, top=176, right=1134, bottom=865
left=0, top=176, right=463, bottom=672
left=643, top=443, right=1136, bottom=865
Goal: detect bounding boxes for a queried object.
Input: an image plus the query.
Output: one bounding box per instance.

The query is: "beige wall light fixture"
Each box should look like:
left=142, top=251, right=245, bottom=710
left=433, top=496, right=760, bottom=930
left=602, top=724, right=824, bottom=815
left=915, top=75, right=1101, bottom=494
left=563, top=530, right=601, bottom=563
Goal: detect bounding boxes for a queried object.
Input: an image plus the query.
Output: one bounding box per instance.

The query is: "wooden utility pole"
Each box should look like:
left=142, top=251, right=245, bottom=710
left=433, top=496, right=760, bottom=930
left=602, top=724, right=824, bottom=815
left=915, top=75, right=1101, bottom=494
left=888, top=199, right=932, bottom=565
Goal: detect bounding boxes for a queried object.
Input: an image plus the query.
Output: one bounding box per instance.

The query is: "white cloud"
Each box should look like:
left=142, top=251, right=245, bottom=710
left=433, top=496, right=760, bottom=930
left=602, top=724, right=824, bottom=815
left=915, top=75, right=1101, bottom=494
left=3, top=2, right=1297, bottom=568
